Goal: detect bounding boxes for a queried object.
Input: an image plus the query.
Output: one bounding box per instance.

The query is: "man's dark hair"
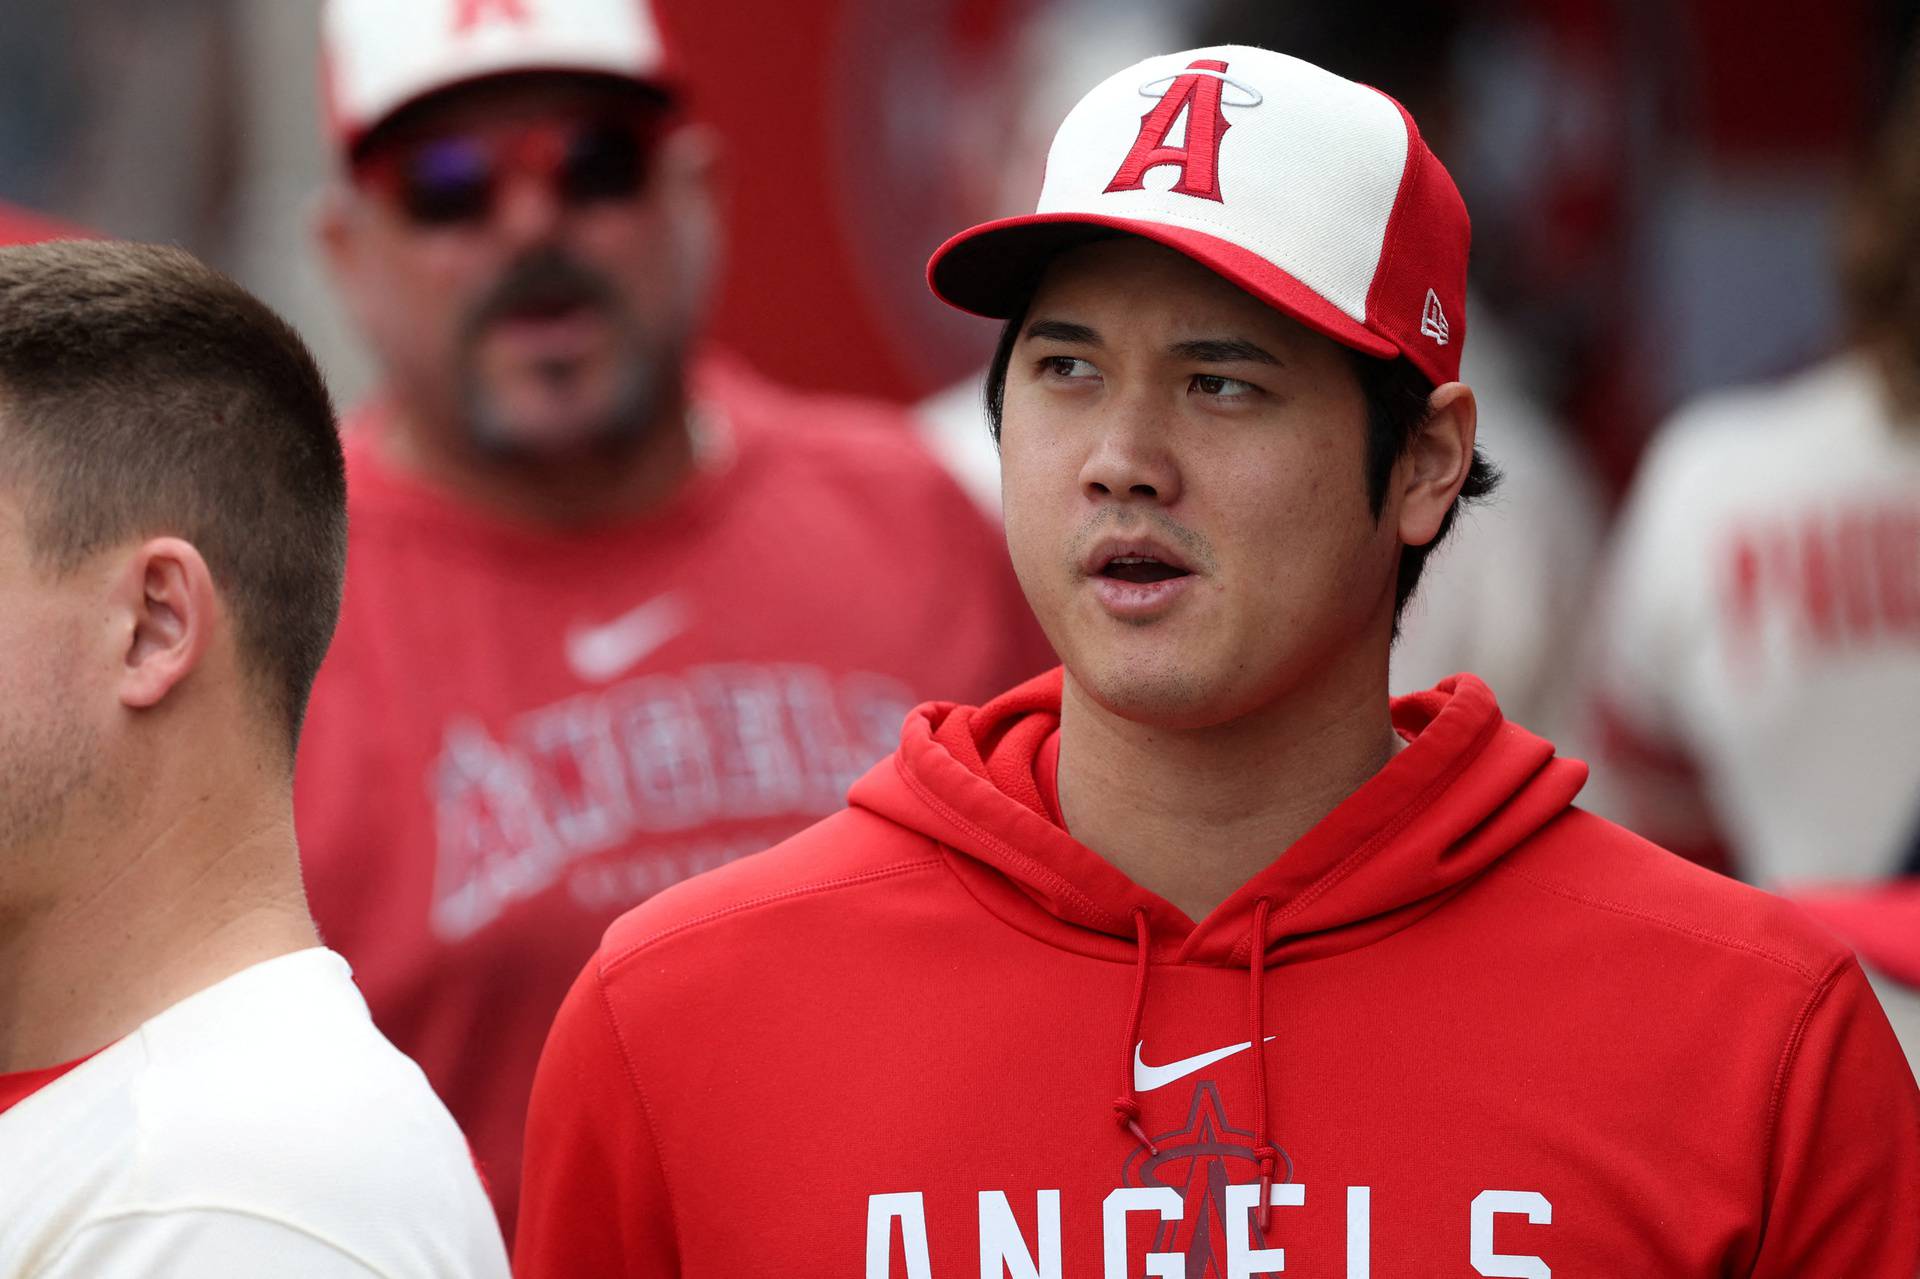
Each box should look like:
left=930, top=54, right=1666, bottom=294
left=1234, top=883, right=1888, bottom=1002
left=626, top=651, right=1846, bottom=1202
left=1842, top=41, right=1920, bottom=422
left=984, top=299, right=1500, bottom=625
left=0, top=240, right=347, bottom=758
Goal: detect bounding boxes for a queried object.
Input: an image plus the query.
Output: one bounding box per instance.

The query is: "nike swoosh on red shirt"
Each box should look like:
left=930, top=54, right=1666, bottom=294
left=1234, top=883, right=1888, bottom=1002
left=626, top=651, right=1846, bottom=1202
left=1133, top=1036, right=1278, bottom=1093
left=565, top=594, right=688, bottom=683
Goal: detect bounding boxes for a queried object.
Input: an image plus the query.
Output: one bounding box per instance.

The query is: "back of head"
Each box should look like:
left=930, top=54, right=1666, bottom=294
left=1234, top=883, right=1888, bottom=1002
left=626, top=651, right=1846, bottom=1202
left=0, top=241, right=347, bottom=758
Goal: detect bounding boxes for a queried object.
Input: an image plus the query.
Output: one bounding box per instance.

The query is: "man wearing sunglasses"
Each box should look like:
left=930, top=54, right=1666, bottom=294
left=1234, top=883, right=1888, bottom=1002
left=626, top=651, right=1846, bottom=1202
left=300, top=0, right=1053, bottom=1239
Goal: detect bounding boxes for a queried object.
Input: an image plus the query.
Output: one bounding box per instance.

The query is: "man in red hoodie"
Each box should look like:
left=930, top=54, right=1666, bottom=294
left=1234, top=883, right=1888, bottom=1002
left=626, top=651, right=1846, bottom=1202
left=517, top=45, right=1920, bottom=1278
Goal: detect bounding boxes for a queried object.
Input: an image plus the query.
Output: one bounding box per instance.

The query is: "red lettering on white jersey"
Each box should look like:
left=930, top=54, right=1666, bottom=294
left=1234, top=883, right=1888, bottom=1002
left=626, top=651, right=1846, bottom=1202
left=1719, top=500, right=1920, bottom=652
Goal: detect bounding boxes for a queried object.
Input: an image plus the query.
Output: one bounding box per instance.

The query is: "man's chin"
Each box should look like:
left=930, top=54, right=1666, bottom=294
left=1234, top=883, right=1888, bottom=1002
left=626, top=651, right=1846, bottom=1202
left=466, top=377, right=658, bottom=462
left=1065, top=652, right=1254, bottom=733
left=470, top=412, right=643, bottom=461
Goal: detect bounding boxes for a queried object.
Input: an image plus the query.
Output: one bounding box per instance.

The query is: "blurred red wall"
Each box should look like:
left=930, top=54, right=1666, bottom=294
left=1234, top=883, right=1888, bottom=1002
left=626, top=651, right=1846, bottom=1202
left=656, top=0, right=1028, bottom=403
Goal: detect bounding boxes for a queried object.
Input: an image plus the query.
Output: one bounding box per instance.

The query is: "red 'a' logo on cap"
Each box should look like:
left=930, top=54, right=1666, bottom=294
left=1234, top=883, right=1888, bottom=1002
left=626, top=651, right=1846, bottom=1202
left=454, top=0, right=532, bottom=33
left=1105, top=60, right=1234, bottom=202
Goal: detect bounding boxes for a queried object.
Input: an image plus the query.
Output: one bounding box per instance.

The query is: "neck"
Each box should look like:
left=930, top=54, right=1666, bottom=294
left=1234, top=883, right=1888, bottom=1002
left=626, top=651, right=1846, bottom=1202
left=379, top=390, right=701, bottom=527
left=1056, top=652, right=1400, bottom=923
left=0, top=778, right=317, bottom=1072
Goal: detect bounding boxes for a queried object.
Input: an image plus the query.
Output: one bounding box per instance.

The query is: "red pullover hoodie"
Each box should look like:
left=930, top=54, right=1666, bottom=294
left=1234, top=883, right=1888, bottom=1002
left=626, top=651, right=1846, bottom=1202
left=517, top=672, right=1920, bottom=1277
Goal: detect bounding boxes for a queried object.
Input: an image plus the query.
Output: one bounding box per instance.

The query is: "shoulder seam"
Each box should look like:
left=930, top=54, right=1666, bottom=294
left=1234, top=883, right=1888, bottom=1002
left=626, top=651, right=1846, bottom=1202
left=599, top=857, right=945, bottom=976
left=1501, top=862, right=1828, bottom=983
left=41, top=1205, right=395, bottom=1277
left=1756, top=954, right=1853, bottom=1256
left=594, top=966, right=685, bottom=1272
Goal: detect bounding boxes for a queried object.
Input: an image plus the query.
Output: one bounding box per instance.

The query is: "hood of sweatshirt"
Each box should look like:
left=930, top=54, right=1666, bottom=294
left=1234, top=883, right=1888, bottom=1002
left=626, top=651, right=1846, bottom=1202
left=850, top=668, right=1588, bottom=971
left=860, top=667, right=1590, bottom=1198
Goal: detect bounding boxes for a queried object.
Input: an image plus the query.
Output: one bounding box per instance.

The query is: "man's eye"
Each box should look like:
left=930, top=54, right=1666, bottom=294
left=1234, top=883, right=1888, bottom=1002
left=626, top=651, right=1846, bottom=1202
left=1191, top=374, right=1256, bottom=399
left=1041, top=356, right=1098, bottom=380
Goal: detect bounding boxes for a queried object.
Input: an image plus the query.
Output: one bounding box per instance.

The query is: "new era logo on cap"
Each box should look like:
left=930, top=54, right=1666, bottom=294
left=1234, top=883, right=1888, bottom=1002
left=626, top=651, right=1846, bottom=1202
left=322, top=0, right=673, bottom=151
left=1421, top=289, right=1450, bottom=345
left=928, top=44, right=1470, bottom=386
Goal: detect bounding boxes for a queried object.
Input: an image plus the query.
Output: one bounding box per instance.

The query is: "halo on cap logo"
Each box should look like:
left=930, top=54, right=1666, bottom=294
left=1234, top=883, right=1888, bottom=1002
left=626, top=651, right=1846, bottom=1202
left=1137, top=69, right=1262, bottom=110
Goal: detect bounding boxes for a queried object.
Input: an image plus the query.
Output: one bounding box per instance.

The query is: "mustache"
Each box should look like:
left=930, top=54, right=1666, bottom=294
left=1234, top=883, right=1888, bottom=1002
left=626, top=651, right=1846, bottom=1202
left=1066, top=508, right=1216, bottom=575
left=462, top=247, right=622, bottom=335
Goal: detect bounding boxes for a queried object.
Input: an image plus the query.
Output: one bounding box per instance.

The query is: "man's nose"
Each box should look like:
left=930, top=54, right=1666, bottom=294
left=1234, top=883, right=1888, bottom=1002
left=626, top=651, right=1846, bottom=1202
left=491, top=170, right=567, bottom=248
left=1078, top=394, right=1182, bottom=507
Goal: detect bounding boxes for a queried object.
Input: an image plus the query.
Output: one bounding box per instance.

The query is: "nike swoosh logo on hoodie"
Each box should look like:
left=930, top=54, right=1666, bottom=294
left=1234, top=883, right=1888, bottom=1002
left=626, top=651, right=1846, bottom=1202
left=1133, top=1037, right=1276, bottom=1092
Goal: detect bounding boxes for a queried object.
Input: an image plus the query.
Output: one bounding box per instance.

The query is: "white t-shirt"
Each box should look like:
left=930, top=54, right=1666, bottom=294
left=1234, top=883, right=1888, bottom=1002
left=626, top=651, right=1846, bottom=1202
left=1584, top=353, right=1920, bottom=886
left=0, top=948, right=510, bottom=1278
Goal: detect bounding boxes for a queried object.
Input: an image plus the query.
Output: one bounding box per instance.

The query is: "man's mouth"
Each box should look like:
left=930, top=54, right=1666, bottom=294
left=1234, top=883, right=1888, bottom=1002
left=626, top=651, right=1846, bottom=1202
left=1098, top=554, right=1191, bottom=585
left=496, top=297, right=594, bottom=324
left=465, top=245, right=622, bottom=339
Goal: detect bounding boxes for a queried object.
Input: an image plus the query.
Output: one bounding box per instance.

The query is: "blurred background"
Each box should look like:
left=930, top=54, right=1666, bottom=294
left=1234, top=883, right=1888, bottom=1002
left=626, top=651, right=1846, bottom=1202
left=0, top=0, right=1910, bottom=477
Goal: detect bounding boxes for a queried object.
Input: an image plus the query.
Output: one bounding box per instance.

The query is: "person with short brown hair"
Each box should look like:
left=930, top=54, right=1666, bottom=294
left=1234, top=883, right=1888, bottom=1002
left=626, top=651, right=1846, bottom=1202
left=0, top=240, right=507, bottom=1278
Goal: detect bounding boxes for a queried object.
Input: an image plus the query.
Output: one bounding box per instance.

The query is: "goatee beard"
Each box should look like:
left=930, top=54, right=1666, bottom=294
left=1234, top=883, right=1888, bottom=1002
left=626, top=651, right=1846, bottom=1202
left=456, top=246, right=672, bottom=461
left=463, top=354, right=664, bottom=463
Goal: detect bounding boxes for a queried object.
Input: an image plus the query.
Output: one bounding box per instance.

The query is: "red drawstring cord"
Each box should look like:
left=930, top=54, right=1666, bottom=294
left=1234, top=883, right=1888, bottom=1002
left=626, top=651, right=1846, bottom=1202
left=1248, top=896, right=1278, bottom=1231
left=1112, top=896, right=1280, bottom=1231
left=1112, top=906, right=1158, bottom=1154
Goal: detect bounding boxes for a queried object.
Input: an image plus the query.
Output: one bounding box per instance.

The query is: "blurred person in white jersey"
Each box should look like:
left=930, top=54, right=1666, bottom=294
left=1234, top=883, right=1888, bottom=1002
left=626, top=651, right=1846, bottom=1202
left=0, top=241, right=507, bottom=1277
left=1586, top=49, right=1920, bottom=1069
left=302, top=0, right=1052, bottom=1237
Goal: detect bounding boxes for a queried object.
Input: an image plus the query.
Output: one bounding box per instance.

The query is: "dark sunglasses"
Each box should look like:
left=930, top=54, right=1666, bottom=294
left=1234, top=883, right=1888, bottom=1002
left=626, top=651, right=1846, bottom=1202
left=356, top=116, right=659, bottom=227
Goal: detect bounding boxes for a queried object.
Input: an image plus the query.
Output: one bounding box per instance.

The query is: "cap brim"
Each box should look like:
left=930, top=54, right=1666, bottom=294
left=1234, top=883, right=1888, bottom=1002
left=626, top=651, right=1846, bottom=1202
left=927, top=212, right=1397, bottom=361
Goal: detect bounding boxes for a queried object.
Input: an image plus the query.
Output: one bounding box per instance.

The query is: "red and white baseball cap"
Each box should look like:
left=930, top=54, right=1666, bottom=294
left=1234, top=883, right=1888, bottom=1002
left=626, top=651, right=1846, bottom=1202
left=928, top=45, right=1471, bottom=386
left=321, top=0, right=677, bottom=154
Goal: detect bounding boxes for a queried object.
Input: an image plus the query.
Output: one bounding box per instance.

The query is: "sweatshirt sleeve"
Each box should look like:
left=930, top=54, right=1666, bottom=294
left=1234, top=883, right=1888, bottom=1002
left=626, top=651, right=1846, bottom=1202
left=1749, top=958, right=1920, bottom=1278
left=516, top=959, right=678, bottom=1279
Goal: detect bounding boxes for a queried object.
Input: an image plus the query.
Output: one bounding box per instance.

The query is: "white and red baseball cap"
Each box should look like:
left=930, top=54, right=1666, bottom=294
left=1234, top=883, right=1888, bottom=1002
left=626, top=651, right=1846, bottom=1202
left=928, top=45, right=1471, bottom=386
left=321, top=0, right=677, bottom=154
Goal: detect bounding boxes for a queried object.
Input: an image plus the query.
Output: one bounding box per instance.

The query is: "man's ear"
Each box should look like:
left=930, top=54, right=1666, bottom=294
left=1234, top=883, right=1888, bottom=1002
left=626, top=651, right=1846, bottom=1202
left=1397, top=381, right=1478, bottom=549
left=654, top=123, right=726, bottom=322
left=113, top=537, right=219, bottom=711
left=658, top=122, right=724, bottom=208
left=313, top=183, right=389, bottom=350
left=313, top=182, right=352, bottom=273
left=314, top=182, right=383, bottom=310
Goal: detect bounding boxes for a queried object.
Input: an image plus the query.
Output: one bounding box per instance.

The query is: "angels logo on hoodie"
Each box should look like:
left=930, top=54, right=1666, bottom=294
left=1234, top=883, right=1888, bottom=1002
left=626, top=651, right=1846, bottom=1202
left=1122, top=1080, right=1293, bottom=1277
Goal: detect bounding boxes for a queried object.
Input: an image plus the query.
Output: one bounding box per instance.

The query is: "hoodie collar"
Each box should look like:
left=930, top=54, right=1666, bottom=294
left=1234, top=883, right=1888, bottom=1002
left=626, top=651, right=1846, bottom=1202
left=850, top=668, right=1587, bottom=969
